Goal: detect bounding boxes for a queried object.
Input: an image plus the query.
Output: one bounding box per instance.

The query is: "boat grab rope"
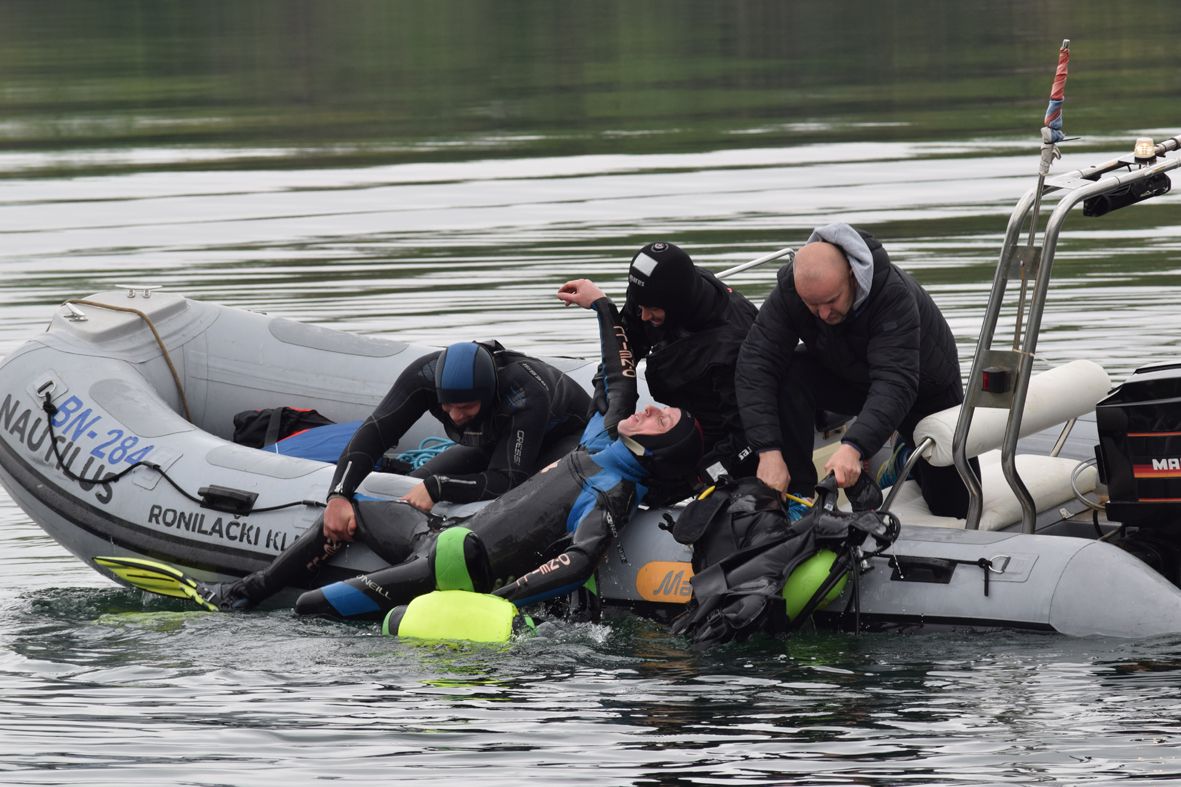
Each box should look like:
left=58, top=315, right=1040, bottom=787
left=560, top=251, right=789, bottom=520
left=39, top=393, right=325, bottom=514
left=64, top=299, right=192, bottom=422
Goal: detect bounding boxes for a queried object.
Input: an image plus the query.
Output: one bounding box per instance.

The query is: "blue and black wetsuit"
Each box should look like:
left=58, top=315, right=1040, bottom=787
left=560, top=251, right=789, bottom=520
left=294, top=412, right=649, bottom=619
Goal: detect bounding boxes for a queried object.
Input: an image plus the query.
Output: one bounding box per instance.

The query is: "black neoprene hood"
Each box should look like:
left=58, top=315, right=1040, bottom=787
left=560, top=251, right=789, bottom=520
left=626, top=242, right=695, bottom=311
left=434, top=342, right=498, bottom=406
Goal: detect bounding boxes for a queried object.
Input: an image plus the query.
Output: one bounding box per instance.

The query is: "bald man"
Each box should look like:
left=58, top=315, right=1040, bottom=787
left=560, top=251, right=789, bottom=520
left=735, top=223, right=973, bottom=517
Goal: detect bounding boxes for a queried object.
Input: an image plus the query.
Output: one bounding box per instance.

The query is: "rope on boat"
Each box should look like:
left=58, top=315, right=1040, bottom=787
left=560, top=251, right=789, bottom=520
left=395, top=436, right=456, bottom=470
left=64, top=299, right=193, bottom=421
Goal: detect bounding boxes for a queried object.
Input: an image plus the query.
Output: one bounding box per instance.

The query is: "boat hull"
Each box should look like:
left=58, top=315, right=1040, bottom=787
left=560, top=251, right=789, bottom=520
left=815, top=526, right=1181, bottom=638
left=5, top=291, right=1181, bottom=637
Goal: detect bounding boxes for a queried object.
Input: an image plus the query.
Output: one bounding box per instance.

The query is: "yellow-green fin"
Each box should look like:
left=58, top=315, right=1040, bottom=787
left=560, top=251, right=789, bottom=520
left=94, top=556, right=218, bottom=612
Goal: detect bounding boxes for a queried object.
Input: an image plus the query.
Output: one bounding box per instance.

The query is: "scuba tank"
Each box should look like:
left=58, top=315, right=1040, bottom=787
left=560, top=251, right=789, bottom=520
left=669, top=473, right=899, bottom=646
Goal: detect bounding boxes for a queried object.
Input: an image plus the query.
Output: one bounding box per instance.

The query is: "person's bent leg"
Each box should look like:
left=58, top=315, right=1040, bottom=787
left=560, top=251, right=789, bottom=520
left=294, top=556, right=436, bottom=620
left=294, top=524, right=493, bottom=620
left=776, top=364, right=821, bottom=496
left=777, top=352, right=868, bottom=497
left=911, top=456, right=980, bottom=518
left=199, top=516, right=341, bottom=611
left=353, top=500, right=433, bottom=564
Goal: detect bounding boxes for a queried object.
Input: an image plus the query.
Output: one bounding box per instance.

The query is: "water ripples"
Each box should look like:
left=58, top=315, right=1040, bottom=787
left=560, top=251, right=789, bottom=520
left=3, top=138, right=1181, bottom=783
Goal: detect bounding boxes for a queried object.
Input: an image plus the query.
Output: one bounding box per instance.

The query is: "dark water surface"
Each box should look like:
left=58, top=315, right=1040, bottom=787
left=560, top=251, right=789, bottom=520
left=3, top=2, right=1181, bottom=783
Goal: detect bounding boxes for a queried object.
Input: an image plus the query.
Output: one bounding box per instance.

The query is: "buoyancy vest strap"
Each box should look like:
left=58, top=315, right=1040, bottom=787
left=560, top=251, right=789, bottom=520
left=433, top=526, right=476, bottom=592
left=264, top=408, right=284, bottom=449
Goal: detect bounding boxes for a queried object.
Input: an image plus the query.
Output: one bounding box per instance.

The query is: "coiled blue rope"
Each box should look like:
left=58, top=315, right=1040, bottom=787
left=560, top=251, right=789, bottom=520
left=395, top=436, right=455, bottom=470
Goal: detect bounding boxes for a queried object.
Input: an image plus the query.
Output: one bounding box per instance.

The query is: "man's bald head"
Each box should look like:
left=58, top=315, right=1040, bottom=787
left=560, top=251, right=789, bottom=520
left=794, top=241, right=856, bottom=325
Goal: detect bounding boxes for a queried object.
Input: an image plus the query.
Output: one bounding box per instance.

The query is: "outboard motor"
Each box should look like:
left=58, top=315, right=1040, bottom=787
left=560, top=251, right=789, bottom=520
left=1096, top=362, right=1181, bottom=584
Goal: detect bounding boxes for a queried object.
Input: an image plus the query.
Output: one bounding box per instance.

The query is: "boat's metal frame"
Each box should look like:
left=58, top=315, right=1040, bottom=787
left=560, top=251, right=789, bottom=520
left=944, top=135, right=1181, bottom=532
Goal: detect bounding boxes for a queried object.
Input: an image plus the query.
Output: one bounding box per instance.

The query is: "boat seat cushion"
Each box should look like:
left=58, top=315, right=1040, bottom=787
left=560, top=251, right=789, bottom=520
left=913, top=359, right=1110, bottom=467
left=886, top=450, right=1098, bottom=531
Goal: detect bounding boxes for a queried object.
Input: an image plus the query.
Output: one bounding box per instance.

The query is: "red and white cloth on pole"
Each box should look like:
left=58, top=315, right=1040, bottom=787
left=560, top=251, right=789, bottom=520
left=1043, top=42, right=1070, bottom=143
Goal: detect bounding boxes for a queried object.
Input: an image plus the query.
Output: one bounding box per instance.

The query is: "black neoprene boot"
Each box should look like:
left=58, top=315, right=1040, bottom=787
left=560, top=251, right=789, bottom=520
left=196, top=517, right=340, bottom=611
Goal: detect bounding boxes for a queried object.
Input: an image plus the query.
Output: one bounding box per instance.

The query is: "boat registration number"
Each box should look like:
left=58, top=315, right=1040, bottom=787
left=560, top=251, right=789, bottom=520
left=50, top=394, right=155, bottom=465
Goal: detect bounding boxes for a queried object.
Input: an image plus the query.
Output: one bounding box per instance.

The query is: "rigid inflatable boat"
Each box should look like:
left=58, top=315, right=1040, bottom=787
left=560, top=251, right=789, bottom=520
left=3, top=127, right=1181, bottom=638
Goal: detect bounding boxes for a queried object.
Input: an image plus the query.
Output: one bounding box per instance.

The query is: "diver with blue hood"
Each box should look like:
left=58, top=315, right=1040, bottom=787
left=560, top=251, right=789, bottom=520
left=194, top=339, right=590, bottom=611
left=288, top=294, right=705, bottom=622
left=326, top=339, right=589, bottom=519
left=558, top=241, right=757, bottom=479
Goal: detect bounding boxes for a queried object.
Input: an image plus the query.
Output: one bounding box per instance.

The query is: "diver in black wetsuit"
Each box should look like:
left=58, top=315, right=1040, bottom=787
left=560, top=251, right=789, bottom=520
left=557, top=241, right=757, bottom=478
left=195, top=339, right=589, bottom=611
left=327, top=340, right=590, bottom=518
left=197, top=295, right=703, bottom=618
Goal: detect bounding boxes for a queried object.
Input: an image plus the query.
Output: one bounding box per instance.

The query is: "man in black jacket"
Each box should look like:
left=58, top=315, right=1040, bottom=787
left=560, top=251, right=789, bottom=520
left=736, top=223, right=973, bottom=517
left=557, top=241, right=757, bottom=478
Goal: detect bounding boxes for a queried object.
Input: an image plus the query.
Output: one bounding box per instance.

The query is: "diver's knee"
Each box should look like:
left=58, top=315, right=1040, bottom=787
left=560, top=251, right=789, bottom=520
left=431, top=526, right=493, bottom=593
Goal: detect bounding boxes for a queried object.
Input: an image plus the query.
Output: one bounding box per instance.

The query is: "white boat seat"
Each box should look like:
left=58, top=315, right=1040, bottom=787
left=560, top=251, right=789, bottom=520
left=888, top=359, right=1111, bottom=531
left=913, top=359, right=1111, bottom=467
left=887, top=450, right=1099, bottom=531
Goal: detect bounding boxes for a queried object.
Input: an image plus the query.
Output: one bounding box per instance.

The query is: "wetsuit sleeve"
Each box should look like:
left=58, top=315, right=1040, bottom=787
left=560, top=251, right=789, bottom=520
left=619, top=302, right=651, bottom=360
left=702, top=361, right=751, bottom=469
left=421, top=364, right=554, bottom=504
left=842, top=292, right=921, bottom=458
left=589, top=296, right=639, bottom=438
left=328, top=353, right=436, bottom=500
left=734, top=278, right=800, bottom=452
left=493, top=483, right=636, bottom=607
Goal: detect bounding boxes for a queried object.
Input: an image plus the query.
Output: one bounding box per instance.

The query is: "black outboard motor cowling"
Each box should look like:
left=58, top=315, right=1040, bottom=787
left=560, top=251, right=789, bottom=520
left=1096, top=362, right=1181, bottom=528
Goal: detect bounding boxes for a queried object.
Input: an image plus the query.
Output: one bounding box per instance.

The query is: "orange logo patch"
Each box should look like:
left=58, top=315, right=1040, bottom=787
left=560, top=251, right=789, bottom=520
left=635, top=561, right=694, bottom=603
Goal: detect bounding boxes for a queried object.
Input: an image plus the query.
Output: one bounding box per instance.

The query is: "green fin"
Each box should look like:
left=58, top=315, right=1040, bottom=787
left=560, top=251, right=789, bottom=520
left=94, top=556, right=219, bottom=612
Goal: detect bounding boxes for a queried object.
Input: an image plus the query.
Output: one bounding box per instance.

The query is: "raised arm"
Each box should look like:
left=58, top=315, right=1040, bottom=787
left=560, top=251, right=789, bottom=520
left=589, top=296, right=638, bottom=438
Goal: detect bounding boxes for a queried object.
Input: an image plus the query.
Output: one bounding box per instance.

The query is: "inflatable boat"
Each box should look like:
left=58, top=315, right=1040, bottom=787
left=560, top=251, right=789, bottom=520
left=0, top=287, right=735, bottom=609
left=3, top=129, right=1181, bottom=637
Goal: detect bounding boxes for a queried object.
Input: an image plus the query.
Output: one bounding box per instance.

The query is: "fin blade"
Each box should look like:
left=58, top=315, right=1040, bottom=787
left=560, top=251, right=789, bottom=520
left=94, top=556, right=218, bottom=611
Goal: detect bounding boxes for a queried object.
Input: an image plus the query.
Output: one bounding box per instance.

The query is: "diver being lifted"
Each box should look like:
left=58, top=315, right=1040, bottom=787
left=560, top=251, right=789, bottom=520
left=190, top=289, right=704, bottom=620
